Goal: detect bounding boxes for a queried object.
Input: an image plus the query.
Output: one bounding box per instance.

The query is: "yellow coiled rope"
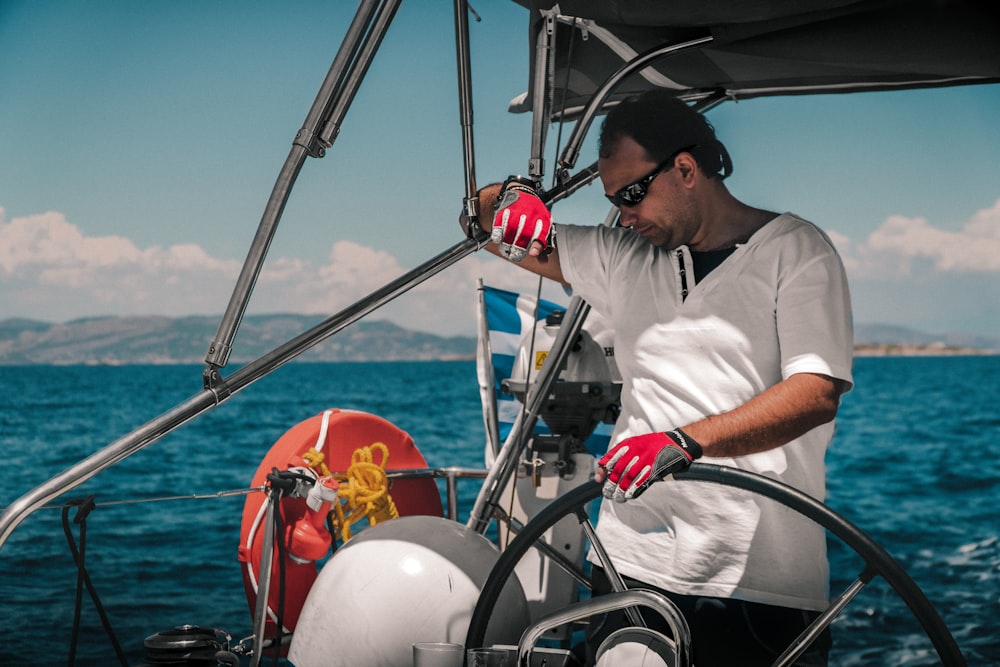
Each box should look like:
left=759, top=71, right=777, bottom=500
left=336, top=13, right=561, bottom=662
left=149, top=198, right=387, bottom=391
left=317, top=442, right=399, bottom=543
left=301, top=448, right=332, bottom=477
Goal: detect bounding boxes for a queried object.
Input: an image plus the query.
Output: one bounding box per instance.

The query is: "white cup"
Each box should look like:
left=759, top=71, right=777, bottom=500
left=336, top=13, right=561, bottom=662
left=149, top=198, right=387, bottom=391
left=412, top=642, right=465, bottom=667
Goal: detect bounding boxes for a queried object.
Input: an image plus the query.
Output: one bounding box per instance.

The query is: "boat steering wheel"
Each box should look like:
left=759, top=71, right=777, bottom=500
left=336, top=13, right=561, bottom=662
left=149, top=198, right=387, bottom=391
left=465, top=463, right=966, bottom=666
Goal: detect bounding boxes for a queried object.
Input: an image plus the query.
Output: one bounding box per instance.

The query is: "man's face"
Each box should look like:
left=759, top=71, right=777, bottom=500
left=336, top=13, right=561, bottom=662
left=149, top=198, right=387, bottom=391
left=598, top=135, right=698, bottom=249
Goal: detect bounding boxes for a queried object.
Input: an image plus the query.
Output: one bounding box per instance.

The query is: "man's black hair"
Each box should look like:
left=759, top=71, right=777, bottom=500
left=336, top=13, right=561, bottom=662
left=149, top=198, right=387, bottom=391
left=599, top=90, right=732, bottom=179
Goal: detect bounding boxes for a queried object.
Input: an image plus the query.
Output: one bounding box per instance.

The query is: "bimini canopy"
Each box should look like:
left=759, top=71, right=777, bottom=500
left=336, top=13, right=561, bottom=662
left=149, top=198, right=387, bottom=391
left=510, top=0, right=1000, bottom=117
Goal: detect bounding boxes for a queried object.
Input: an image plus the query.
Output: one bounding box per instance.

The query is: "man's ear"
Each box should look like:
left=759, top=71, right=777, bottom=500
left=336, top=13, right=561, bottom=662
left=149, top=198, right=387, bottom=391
left=675, top=152, right=698, bottom=182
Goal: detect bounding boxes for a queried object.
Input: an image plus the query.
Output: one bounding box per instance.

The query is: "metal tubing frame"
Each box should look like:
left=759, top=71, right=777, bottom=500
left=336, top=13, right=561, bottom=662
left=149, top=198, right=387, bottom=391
left=1, top=0, right=489, bottom=550
left=466, top=295, right=593, bottom=533
left=577, top=508, right=646, bottom=628
left=517, top=589, right=691, bottom=667
left=248, top=489, right=278, bottom=667
left=527, top=8, right=556, bottom=180
left=774, top=573, right=872, bottom=666
left=203, top=0, right=397, bottom=378
left=316, top=1, right=402, bottom=149
left=556, top=34, right=714, bottom=174
left=455, top=0, right=483, bottom=230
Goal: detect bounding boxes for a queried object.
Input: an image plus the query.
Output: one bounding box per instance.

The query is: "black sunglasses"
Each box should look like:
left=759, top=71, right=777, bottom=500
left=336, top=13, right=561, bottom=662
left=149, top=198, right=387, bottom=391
left=605, top=146, right=694, bottom=208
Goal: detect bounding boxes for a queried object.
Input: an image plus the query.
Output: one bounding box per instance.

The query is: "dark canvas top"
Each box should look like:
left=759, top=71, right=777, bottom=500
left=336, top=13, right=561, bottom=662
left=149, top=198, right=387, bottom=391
left=511, top=0, right=1000, bottom=117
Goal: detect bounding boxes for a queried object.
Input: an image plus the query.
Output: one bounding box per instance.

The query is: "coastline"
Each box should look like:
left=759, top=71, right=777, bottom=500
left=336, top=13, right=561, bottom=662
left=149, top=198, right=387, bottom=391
left=853, top=343, right=997, bottom=357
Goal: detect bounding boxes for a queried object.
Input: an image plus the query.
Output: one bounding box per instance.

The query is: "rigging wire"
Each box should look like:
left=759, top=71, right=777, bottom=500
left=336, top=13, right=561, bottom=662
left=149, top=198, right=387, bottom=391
left=1, top=487, right=262, bottom=514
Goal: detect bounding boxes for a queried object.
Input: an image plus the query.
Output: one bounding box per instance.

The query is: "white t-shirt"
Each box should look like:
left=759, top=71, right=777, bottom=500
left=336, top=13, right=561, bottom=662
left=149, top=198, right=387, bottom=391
left=559, top=214, right=854, bottom=611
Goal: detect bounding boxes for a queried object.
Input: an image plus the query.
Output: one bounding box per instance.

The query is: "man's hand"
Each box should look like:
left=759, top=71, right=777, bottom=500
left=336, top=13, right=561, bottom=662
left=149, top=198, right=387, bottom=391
left=491, top=178, right=554, bottom=263
left=597, top=430, right=703, bottom=502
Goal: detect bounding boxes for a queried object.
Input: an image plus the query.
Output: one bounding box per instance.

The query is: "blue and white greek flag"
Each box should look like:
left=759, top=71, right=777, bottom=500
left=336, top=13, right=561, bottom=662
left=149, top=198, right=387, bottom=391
left=476, top=283, right=615, bottom=460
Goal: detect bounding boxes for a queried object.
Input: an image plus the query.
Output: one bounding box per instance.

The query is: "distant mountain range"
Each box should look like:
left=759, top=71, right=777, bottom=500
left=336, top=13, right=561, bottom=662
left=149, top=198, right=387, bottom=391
left=0, top=314, right=476, bottom=365
left=0, top=315, right=995, bottom=365
left=851, top=324, right=998, bottom=355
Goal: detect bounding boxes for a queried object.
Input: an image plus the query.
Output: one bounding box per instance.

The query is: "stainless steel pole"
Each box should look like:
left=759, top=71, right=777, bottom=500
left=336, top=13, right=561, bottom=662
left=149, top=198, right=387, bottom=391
left=203, top=0, right=399, bottom=382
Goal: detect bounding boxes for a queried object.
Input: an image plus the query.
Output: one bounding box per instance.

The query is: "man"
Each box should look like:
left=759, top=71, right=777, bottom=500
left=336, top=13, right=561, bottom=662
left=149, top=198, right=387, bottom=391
left=468, top=91, right=853, bottom=665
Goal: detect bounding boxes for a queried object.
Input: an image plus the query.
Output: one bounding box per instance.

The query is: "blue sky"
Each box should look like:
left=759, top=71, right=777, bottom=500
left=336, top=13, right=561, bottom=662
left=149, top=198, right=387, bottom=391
left=2, top=2, right=998, bottom=339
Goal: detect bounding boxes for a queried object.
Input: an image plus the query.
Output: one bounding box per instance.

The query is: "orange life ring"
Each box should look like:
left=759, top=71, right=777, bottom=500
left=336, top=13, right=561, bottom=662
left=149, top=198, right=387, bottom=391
left=238, top=408, right=443, bottom=651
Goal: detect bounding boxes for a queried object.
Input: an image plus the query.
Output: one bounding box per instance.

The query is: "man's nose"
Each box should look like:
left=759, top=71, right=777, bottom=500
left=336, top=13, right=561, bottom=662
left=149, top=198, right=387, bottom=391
left=618, top=207, right=638, bottom=227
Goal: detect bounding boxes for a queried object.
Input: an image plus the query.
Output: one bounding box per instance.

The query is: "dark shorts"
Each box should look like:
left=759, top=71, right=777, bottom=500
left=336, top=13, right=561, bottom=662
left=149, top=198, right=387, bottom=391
left=588, top=567, right=831, bottom=667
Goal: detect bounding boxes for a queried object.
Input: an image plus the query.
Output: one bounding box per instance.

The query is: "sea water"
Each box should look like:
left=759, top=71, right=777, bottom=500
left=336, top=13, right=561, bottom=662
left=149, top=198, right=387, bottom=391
left=1, top=357, right=997, bottom=666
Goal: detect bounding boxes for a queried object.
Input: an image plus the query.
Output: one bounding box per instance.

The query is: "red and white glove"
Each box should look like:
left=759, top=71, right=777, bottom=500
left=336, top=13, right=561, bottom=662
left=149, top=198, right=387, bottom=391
left=598, top=429, right=703, bottom=502
left=491, top=177, right=554, bottom=263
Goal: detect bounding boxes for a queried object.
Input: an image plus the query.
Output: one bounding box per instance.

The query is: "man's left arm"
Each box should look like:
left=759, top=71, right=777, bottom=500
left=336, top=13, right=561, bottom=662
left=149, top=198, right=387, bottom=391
left=682, top=371, right=848, bottom=458
left=688, top=226, right=853, bottom=458
left=596, top=373, right=848, bottom=500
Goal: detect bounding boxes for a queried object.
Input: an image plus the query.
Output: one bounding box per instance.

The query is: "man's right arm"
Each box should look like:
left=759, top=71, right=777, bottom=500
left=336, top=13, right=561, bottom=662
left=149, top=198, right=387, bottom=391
left=463, top=181, right=569, bottom=286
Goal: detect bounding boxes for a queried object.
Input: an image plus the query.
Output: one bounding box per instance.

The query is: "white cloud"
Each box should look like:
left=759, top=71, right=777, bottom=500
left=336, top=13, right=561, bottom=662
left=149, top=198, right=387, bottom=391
left=248, top=238, right=570, bottom=335
left=0, top=208, right=241, bottom=316
left=828, top=198, right=1000, bottom=337
left=0, top=210, right=137, bottom=274
left=0, top=207, right=565, bottom=335
left=7, top=198, right=994, bottom=337
left=838, top=198, right=1000, bottom=277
